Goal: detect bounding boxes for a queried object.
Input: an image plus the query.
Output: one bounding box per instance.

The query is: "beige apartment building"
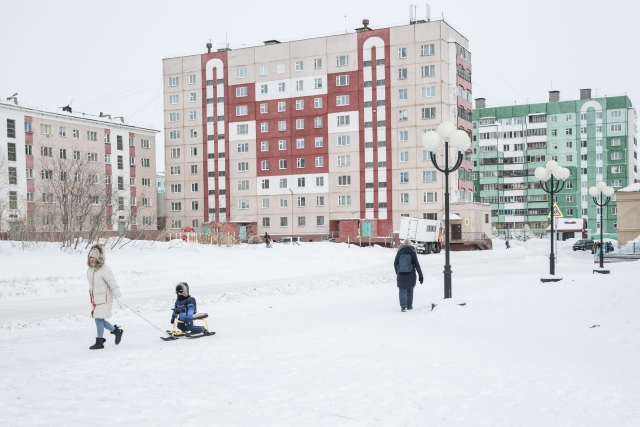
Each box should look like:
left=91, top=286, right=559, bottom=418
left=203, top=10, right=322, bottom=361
left=162, top=18, right=473, bottom=239
left=0, top=100, right=159, bottom=239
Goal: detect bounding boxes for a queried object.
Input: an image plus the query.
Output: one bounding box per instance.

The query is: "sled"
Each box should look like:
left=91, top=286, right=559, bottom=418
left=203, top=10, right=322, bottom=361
left=161, top=313, right=215, bottom=341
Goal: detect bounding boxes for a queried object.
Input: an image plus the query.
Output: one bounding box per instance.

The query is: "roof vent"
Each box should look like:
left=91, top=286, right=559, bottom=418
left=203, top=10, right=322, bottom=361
left=549, top=91, right=560, bottom=103
left=263, top=40, right=281, bottom=45
left=206, top=42, right=212, bottom=53
left=475, top=98, right=486, bottom=109
left=580, top=88, right=592, bottom=100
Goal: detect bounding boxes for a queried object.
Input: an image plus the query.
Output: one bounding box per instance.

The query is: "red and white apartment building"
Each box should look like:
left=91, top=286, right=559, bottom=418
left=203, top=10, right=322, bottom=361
left=0, top=100, right=159, bottom=237
left=163, top=18, right=473, bottom=239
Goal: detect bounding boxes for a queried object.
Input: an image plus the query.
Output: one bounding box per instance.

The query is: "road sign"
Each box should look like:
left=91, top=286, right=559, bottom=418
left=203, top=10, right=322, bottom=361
left=548, top=203, right=564, bottom=218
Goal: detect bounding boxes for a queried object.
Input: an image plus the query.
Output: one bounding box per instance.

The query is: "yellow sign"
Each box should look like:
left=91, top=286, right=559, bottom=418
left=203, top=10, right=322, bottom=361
left=547, top=203, right=564, bottom=218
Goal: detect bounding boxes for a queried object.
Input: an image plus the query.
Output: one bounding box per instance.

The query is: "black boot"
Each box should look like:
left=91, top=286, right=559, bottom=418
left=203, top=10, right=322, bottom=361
left=89, top=338, right=106, bottom=350
left=111, top=325, right=123, bottom=345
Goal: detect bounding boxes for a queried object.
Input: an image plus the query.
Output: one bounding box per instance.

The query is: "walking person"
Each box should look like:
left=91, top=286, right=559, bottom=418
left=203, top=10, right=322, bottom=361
left=505, top=238, right=510, bottom=249
left=264, top=232, right=271, bottom=248
left=87, top=244, right=124, bottom=350
left=394, top=239, right=424, bottom=312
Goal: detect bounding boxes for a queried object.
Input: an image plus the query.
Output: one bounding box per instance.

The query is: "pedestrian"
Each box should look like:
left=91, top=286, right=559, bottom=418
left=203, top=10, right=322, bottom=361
left=505, top=238, right=510, bottom=249
left=264, top=232, right=271, bottom=248
left=393, top=239, right=424, bottom=312
left=593, top=241, right=601, bottom=263
left=87, top=244, right=124, bottom=350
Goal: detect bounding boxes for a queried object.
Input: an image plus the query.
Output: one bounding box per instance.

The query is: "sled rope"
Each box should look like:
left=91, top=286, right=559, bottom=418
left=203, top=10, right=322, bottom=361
left=124, top=304, right=170, bottom=336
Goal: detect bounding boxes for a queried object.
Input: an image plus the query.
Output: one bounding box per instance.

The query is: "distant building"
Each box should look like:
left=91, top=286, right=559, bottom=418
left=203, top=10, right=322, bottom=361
left=472, top=90, right=638, bottom=239
left=162, top=18, right=474, bottom=239
left=0, top=100, right=159, bottom=238
left=156, top=171, right=166, bottom=231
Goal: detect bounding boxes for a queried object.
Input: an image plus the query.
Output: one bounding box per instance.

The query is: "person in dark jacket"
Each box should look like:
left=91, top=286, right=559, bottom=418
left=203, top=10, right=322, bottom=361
left=171, top=282, right=207, bottom=334
left=393, top=238, right=424, bottom=312
left=264, top=232, right=271, bottom=248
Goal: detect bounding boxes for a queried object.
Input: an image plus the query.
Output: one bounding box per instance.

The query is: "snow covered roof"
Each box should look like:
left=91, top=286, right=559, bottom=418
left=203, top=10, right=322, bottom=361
left=618, top=183, right=640, bottom=192
left=546, top=218, right=585, bottom=231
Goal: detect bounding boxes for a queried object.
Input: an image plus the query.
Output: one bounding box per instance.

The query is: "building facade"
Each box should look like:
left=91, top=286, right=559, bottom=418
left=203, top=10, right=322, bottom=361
left=162, top=19, right=473, bottom=238
left=615, top=183, right=640, bottom=246
left=0, top=100, right=159, bottom=238
left=472, top=90, right=638, bottom=239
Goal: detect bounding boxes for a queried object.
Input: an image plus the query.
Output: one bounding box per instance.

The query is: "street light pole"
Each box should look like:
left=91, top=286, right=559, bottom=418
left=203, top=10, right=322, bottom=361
left=535, top=161, right=570, bottom=282
left=589, top=182, right=614, bottom=273
left=422, top=121, right=469, bottom=299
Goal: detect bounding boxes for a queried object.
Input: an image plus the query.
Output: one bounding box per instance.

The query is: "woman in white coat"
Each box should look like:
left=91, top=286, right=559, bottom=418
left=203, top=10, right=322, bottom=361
left=87, top=244, right=124, bottom=350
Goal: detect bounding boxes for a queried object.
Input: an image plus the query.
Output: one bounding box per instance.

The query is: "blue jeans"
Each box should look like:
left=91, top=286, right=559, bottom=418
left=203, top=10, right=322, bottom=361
left=95, top=318, right=115, bottom=338
left=178, top=318, right=205, bottom=334
left=399, top=288, right=414, bottom=309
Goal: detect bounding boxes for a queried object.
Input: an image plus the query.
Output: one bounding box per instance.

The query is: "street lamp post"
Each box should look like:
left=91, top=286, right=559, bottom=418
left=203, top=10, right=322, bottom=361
left=589, top=182, right=614, bottom=273
left=422, top=121, right=471, bottom=299
left=534, top=161, right=571, bottom=282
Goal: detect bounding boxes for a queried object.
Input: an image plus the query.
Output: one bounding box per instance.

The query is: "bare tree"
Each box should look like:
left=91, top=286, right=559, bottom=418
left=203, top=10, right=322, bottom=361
left=37, top=146, right=108, bottom=248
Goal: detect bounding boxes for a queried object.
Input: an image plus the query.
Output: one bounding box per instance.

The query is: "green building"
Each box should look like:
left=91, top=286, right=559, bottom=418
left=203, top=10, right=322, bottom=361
left=472, top=89, right=638, bottom=240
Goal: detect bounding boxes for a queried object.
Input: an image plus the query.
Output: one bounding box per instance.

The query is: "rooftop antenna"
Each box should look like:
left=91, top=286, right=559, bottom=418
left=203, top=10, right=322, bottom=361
left=426, top=4, right=431, bottom=22
left=409, top=4, right=416, bottom=23
left=344, top=15, right=347, bottom=33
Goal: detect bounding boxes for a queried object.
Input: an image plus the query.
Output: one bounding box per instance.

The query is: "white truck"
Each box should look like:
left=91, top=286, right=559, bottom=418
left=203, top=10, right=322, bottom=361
left=399, top=217, right=443, bottom=254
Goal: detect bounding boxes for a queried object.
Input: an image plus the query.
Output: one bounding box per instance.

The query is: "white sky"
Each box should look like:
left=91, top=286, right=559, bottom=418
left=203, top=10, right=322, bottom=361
left=1, top=0, right=637, bottom=172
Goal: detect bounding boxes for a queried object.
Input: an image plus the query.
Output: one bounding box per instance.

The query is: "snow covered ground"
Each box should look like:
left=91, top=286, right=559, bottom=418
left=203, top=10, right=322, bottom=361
left=1, top=239, right=639, bottom=426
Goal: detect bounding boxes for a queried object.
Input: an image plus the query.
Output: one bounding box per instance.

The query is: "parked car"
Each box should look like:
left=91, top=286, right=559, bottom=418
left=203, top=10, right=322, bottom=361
left=277, top=237, right=303, bottom=244
left=572, top=239, right=594, bottom=251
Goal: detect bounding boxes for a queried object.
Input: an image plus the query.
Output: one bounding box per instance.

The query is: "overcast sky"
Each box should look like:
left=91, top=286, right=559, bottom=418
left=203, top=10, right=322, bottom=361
left=1, top=0, right=637, bottom=171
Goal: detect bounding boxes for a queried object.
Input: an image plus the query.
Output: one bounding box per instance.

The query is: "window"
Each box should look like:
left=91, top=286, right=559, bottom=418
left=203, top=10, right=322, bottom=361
left=399, top=131, right=409, bottom=142
left=421, top=44, right=435, bottom=56
left=277, top=63, right=285, bottom=73
left=238, top=180, right=249, bottom=190
left=295, top=80, right=304, bottom=91
left=423, top=192, right=437, bottom=203
left=296, top=196, right=306, bottom=208
left=170, top=184, right=182, bottom=193
left=400, top=151, right=409, bottom=162
left=396, top=68, right=408, bottom=81
left=168, top=112, right=180, bottom=123
left=278, top=121, right=287, bottom=131
left=259, top=103, right=268, bottom=114
left=336, top=75, right=350, bottom=86
left=612, top=207, right=618, bottom=215
left=400, top=172, right=409, bottom=183
left=258, top=122, right=268, bottom=133
left=280, top=216, right=288, bottom=227
left=72, top=129, right=80, bottom=139
left=566, top=155, right=573, bottom=162
left=315, top=156, right=324, bottom=167
left=422, top=86, right=436, bottom=98
left=612, top=180, right=622, bottom=187
left=338, top=175, right=351, bottom=186
left=314, top=117, right=323, bottom=128
left=422, top=171, right=437, bottom=182
left=611, top=152, right=622, bottom=160
left=611, top=166, right=622, bottom=174
left=338, top=195, right=351, bottom=206
left=336, top=95, right=350, bottom=106
left=87, top=131, right=97, bottom=141
left=237, top=124, right=249, bottom=135
left=315, top=137, right=324, bottom=147
left=297, top=158, right=305, bottom=168
left=261, top=198, right=270, bottom=209
left=190, top=165, right=198, bottom=175
left=278, top=101, right=286, bottom=112
left=169, top=94, right=179, bottom=104
left=278, top=82, right=286, bottom=92
left=566, top=195, right=573, bottom=203
left=104, top=154, right=111, bottom=164
left=236, top=67, right=247, bottom=78
left=279, top=159, right=287, bottom=169
left=237, top=199, right=250, bottom=209
left=336, top=55, right=349, bottom=66
left=87, top=152, right=98, bottom=162
left=261, top=160, right=270, bottom=170
left=236, top=106, right=248, bottom=116
left=259, top=65, right=268, bottom=76
left=398, top=89, right=408, bottom=100
left=171, top=202, right=182, bottom=212
left=611, top=110, right=622, bottom=118
left=421, top=108, right=436, bottom=119
left=611, top=124, right=622, bottom=132
left=168, top=76, right=179, bottom=86
left=260, top=141, right=269, bottom=152
left=279, top=178, right=288, bottom=189
left=295, top=138, right=305, bottom=149
left=170, top=166, right=181, bottom=175
left=279, top=140, right=287, bottom=150
left=399, top=110, right=408, bottom=121
left=6, top=119, right=17, bottom=138
left=400, top=193, right=409, bottom=204
left=421, top=65, right=435, bottom=77
left=170, top=148, right=181, bottom=158
left=337, top=155, right=351, bottom=166
left=259, top=84, right=269, bottom=95
left=337, top=115, right=350, bottom=126
left=237, top=161, right=249, bottom=172
left=314, top=97, right=323, bottom=108
left=611, top=138, right=621, bottom=146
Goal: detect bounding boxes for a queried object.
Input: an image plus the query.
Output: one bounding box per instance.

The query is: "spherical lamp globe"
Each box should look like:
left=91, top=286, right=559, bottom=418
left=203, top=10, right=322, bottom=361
left=596, top=181, right=607, bottom=191
left=552, top=165, right=564, bottom=178
left=450, top=129, right=471, bottom=151
left=589, top=187, right=599, bottom=197
left=437, top=121, right=456, bottom=139
left=603, top=186, right=615, bottom=197
left=421, top=131, right=443, bottom=151
left=534, top=167, right=549, bottom=181
left=546, top=160, right=558, bottom=171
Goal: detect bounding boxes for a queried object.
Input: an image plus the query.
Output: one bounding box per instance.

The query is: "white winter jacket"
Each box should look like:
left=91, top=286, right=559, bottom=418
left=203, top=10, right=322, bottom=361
left=86, top=244, right=121, bottom=319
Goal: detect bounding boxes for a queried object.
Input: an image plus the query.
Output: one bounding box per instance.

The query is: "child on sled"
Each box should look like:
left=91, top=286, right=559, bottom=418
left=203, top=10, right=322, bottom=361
left=171, top=282, right=208, bottom=335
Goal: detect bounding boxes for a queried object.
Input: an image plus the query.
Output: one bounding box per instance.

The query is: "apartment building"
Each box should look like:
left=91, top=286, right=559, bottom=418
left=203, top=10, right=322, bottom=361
left=162, top=18, right=473, bottom=238
left=0, top=100, right=159, bottom=238
left=472, top=90, right=638, bottom=239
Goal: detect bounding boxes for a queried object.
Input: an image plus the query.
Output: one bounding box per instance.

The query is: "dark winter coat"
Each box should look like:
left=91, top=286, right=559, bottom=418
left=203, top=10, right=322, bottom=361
left=394, top=244, right=423, bottom=289
left=171, top=283, right=197, bottom=323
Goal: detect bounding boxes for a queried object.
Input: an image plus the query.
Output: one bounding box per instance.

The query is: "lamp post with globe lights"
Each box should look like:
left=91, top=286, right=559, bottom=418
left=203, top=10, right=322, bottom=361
left=534, top=160, right=571, bottom=282
left=589, top=182, right=614, bottom=273
left=421, top=121, right=471, bottom=299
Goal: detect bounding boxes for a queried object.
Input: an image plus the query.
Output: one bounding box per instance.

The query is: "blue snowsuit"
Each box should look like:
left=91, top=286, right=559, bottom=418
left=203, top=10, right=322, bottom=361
left=171, top=283, right=205, bottom=334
